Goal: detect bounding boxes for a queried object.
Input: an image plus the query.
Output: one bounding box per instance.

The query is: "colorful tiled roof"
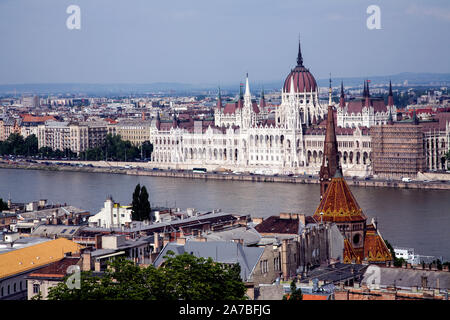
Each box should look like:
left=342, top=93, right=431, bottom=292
left=343, top=238, right=360, bottom=264
left=0, top=238, right=82, bottom=279
left=364, top=228, right=392, bottom=263
left=313, top=177, right=367, bottom=223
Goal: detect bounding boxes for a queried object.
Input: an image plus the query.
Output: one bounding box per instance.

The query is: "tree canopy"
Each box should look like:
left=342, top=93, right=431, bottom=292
left=283, top=280, right=303, bottom=301
left=0, top=132, right=152, bottom=161
left=47, top=253, right=247, bottom=300
left=131, top=184, right=152, bottom=221
left=0, top=198, right=8, bottom=212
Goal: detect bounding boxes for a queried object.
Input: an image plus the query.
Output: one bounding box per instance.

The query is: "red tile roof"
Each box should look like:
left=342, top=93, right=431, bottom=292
left=21, top=115, right=56, bottom=123
left=27, top=257, right=80, bottom=279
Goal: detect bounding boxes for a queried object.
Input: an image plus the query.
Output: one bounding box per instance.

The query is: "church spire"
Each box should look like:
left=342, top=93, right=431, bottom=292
left=319, top=104, right=341, bottom=198
left=259, top=87, right=266, bottom=110
left=217, top=86, right=222, bottom=110
left=365, top=80, right=371, bottom=107
left=328, top=74, right=332, bottom=105
left=156, top=112, right=161, bottom=131
left=172, top=113, right=178, bottom=128
left=297, top=37, right=303, bottom=66
left=340, top=81, right=345, bottom=107
left=388, top=80, right=394, bottom=107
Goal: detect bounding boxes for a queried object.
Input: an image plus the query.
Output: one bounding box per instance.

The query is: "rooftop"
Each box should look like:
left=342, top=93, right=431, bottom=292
left=0, top=238, right=82, bottom=279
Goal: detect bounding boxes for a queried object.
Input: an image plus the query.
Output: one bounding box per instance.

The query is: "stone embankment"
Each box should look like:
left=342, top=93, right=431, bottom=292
left=1, top=160, right=450, bottom=191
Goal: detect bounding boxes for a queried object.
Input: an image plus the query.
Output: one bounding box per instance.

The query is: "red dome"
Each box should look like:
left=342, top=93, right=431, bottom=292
left=283, top=40, right=317, bottom=93
left=283, top=65, right=317, bottom=93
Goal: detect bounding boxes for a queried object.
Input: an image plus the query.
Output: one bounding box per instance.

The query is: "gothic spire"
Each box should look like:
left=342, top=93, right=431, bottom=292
left=217, top=86, right=222, bottom=109
left=388, top=80, right=394, bottom=107
left=319, top=104, right=341, bottom=198
left=259, top=87, right=266, bottom=110
left=156, top=112, right=161, bottom=130
left=297, top=37, right=303, bottom=66
left=244, top=73, right=251, bottom=98
left=340, top=81, right=345, bottom=107
left=365, top=80, right=371, bottom=107
left=328, top=74, right=332, bottom=105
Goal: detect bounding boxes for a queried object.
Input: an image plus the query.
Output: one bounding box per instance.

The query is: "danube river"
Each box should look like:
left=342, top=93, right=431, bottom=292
left=1, top=168, right=449, bottom=260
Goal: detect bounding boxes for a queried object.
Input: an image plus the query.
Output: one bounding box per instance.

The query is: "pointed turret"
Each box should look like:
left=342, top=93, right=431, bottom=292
left=238, top=82, right=244, bottom=109
left=172, top=113, right=177, bottom=129
left=244, top=73, right=251, bottom=98
left=339, top=81, right=345, bottom=107
left=365, top=80, right=371, bottom=107
left=319, top=104, right=341, bottom=198
left=217, top=87, right=222, bottom=110
left=388, top=80, right=394, bottom=107
left=156, top=112, right=161, bottom=131
left=259, top=87, right=266, bottom=110
left=297, top=37, right=303, bottom=67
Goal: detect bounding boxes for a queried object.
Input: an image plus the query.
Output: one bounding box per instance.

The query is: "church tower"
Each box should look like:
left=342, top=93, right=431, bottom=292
left=319, top=103, right=340, bottom=199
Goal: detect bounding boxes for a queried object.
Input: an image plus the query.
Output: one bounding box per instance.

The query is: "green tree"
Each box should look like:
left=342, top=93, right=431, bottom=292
left=0, top=198, right=8, bottom=212
left=141, top=141, right=153, bottom=159
left=283, top=279, right=303, bottom=300
left=139, top=186, right=151, bottom=221
left=24, top=134, right=39, bottom=156
left=47, top=254, right=247, bottom=300
left=6, top=133, right=25, bottom=155
left=131, top=184, right=141, bottom=221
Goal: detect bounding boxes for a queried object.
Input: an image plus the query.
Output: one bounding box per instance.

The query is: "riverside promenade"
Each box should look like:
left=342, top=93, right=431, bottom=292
left=1, top=160, right=450, bottom=191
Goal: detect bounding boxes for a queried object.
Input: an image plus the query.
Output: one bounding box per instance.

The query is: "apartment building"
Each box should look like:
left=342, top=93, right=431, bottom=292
left=37, top=121, right=108, bottom=153
left=108, top=120, right=152, bottom=146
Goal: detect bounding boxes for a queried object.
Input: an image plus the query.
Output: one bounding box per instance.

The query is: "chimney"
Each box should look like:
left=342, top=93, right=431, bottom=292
left=252, top=217, right=263, bottom=225
left=281, top=239, right=289, bottom=281
left=280, top=212, right=290, bottom=219
left=81, top=251, right=92, bottom=271
left=421, top=276, right=428, bottom=289
left=95, top=234, right=102, bottom=249
left=154, top=232, right=160, bottom=251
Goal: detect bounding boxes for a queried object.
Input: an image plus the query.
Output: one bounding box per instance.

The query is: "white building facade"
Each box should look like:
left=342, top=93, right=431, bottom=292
left=88, top=197, right=132, bottom=229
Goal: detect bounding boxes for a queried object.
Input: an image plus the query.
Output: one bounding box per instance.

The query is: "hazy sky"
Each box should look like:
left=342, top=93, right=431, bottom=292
left=0, top=0, right=449, bottom=85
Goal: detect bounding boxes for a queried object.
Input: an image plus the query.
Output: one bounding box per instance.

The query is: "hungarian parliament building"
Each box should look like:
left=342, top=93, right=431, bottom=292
left=149, top=41, right=449, bottom=177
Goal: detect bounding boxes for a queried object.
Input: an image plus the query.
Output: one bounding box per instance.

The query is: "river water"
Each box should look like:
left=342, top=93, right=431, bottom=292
left=0, top=168, right=449, bottom=260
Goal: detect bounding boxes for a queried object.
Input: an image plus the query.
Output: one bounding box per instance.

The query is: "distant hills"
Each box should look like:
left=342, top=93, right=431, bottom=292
left=1, top=72, right=449, bottom=96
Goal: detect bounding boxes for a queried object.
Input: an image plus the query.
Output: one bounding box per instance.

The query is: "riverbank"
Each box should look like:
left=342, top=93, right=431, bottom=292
left=2, top=160, right=450, bottom=190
